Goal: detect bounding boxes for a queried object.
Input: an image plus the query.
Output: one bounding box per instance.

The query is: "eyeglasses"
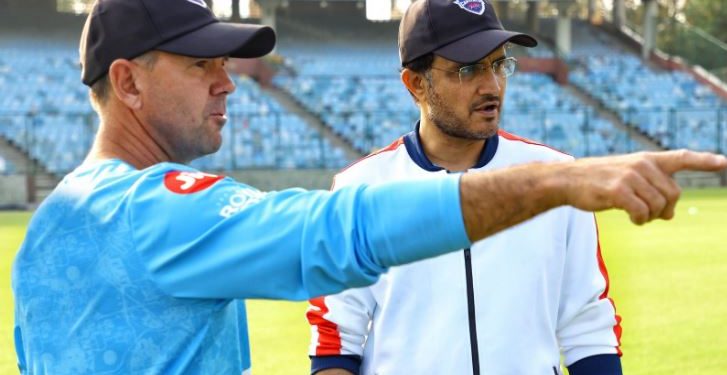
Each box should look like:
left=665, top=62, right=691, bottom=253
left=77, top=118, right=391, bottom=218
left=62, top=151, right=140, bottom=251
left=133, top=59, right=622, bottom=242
left=430, top=57, right=518, bottom=84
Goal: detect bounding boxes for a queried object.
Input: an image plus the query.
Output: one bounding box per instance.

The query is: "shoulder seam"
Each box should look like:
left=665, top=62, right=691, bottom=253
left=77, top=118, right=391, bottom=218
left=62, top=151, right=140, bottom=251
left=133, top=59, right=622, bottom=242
left=331, top=137, right=405, bottom=190
left=497, top=129, right=572, bottom=157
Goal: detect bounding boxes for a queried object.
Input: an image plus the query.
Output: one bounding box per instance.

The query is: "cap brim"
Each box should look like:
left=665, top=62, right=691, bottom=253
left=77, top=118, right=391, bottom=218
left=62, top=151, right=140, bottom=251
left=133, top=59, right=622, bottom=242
left=156, top=22, right=276, bottom=59
left=434, top=29, right=537, bottom=64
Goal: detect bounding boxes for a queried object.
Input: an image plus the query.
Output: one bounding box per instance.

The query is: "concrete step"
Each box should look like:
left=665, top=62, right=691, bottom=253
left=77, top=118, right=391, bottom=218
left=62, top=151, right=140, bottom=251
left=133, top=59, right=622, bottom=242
left=0, top=137, right=33, bottom=173
left=0, top=135, right=62, bottom=205
left=35, top=173, right=59, bottom=188
left=23, top=173, right=60, bottom=206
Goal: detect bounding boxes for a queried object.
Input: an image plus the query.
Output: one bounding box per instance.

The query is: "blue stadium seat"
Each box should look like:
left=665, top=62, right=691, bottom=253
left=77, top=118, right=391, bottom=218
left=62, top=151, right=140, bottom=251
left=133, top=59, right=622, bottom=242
left=275, top=27, right=635, bottom=157
left=0, top=35, right=348, bottom=173
left=567, top=21, right=727, bottom=152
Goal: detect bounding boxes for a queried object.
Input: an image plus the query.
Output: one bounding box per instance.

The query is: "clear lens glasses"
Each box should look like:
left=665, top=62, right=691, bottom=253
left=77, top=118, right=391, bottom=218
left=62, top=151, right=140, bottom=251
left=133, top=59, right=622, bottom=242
left=432, top=57, right=518, bottom=84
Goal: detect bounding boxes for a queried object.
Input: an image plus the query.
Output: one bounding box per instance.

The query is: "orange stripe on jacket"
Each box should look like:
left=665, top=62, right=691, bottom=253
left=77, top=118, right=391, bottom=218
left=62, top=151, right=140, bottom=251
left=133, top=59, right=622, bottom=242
left=331, top=137, right=405, bottom=190
left=594, top=218, right=623, bottom=356
left=497, top=129, right=572, bottom=156
left=307, top=296, right=343, bottom=356
left=312, top=139, right=406, bottom=354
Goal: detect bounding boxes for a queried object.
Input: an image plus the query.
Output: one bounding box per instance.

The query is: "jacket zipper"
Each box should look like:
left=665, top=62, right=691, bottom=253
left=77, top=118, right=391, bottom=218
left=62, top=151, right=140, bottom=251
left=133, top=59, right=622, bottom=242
left=464, top=248, right=480, bottom=375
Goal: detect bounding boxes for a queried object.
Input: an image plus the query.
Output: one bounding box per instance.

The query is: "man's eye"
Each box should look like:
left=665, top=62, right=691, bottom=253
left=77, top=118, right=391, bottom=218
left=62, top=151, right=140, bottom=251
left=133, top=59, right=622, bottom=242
left=195, top=60, right=209, bottom=68
left=459, top=65, right=477, bottom=76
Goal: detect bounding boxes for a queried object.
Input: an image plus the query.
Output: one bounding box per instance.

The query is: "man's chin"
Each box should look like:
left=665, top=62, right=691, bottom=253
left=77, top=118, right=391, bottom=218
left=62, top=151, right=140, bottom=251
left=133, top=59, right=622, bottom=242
left=207, top=142, right=223, bottom=155
left=468, top=121, right=499, bottom=140
left=193, top=139, right=223, bottom=161
left=445, top=129, right=495, bottom=141
left=477, top=119, right=500, bottom=137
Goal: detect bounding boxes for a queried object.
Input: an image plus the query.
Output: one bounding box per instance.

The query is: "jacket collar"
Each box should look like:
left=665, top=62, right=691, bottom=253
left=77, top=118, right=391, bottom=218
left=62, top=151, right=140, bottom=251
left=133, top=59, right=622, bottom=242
left=403, top=121, right=499, bottom=172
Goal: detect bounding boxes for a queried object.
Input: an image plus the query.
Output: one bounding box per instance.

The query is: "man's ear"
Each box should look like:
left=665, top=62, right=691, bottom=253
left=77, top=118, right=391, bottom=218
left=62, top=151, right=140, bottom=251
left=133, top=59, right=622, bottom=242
left=107, top=59, right=143, bottom=110
left=401, top=68, right=427, bottom=103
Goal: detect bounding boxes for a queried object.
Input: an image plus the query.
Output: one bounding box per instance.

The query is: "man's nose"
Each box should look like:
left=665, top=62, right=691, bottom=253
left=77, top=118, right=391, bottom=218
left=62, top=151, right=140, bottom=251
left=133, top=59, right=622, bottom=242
left=212, top=66, right=236, bottom=96
left=475, top=67, right=502, bottom=95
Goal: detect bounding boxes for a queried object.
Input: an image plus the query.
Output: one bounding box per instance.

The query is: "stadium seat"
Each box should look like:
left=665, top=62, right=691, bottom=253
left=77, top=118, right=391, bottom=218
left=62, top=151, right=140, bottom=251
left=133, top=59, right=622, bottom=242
left=0, top=35, right=348, bottom=174
left=274, top=19, right=635, bottom=157
left=566, top=21, right=727, bottom=152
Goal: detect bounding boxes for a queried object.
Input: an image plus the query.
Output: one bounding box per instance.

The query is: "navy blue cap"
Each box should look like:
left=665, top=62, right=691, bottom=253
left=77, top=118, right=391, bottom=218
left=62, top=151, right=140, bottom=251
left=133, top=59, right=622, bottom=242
left=80, top=0, right=276, bottom=86
left=399, top=0, right=537, bottom=66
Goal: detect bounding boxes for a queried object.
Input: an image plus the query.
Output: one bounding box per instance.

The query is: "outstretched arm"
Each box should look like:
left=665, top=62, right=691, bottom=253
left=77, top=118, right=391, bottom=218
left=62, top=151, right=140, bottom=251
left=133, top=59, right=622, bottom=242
left=130, top=150, right=724, bottom=301
left=460, top=150, right=727, bottom=242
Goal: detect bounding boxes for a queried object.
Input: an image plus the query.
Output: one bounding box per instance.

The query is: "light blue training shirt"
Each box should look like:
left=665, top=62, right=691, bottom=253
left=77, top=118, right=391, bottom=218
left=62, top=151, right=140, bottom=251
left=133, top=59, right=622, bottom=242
left=12, top=158, right=469, bottom=374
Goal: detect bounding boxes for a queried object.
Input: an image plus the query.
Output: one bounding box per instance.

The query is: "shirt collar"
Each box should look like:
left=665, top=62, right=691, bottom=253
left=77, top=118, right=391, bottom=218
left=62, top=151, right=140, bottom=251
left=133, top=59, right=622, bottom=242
left=403, top=121, right=499, bottom=172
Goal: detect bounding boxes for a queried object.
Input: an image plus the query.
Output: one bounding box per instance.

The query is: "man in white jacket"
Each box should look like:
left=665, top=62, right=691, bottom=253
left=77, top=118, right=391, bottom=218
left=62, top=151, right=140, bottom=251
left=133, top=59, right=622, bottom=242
left=308, top=1, right=624, bottom=374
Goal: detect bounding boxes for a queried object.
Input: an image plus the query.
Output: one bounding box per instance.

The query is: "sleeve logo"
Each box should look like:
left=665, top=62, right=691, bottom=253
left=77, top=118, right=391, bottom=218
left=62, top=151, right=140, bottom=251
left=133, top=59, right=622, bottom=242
left=164, top=171, right=224, bottom=194
left=219, top=189, right=267, bottom=218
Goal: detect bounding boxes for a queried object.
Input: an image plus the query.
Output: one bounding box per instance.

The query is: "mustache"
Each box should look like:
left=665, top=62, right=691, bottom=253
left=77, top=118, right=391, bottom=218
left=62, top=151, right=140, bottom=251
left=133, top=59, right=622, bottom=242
left=471, top=95, right=501, bottom=110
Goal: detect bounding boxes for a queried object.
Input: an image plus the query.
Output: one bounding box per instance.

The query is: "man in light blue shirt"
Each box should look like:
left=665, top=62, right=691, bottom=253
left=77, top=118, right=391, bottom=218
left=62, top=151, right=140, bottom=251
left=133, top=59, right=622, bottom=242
left=11, top=0, right=727, bottom=374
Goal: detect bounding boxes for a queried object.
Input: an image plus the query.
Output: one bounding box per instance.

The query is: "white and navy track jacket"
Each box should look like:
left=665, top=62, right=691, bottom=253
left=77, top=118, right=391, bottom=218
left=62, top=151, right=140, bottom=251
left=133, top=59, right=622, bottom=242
left=307, top=125, right=623, bottom=375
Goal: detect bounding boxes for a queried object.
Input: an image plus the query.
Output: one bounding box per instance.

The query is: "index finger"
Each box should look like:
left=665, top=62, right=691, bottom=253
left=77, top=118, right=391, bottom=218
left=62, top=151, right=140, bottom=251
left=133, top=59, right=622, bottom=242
left=652, top=150, right=727, bottom=175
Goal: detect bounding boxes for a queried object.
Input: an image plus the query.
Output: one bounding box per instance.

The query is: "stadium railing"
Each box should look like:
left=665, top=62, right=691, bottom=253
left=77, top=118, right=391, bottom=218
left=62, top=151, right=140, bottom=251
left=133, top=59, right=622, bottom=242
left=644, top=16, right=727, bottom=84
left=0, top=111, right=350, bottom=175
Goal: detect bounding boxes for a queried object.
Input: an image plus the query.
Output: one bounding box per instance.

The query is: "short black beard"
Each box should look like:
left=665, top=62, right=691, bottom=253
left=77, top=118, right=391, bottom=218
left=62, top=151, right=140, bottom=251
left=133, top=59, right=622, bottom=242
left=424, top=80, right=499, bottom=141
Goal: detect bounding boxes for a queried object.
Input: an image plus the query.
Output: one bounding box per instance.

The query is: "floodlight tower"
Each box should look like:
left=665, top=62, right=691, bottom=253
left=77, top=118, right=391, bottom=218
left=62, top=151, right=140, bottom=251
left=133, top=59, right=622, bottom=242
left=551, top=0, right=576, bottom=56
left=587, top=0, right=596, bottom=23
left=492, top=0, right=510, bottom=22
left=613, top=0, right=626, bottom=29
left=524, top=0, right=541, bottom=34
left=256, top=0, right=283, bottom=52
left=642, top=0, right=657, bottom=60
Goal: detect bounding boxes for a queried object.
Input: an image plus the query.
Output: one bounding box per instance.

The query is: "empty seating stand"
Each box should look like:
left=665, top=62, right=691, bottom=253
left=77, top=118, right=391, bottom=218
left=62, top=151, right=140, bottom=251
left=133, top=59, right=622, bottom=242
left=275, top=29, right=633, bottom=157
left=567, top=21, right=727, bottom=153
left=0, top=35, right=348, bottom=174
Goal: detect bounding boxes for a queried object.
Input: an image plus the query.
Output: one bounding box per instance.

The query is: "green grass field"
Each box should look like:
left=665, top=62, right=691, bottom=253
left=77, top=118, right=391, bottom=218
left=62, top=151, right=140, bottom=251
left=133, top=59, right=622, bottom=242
left=2, top=189, right=726, bottom=374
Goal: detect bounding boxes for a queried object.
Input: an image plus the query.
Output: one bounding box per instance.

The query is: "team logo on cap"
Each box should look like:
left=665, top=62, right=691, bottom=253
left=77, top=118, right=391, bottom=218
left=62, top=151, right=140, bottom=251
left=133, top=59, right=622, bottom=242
left=454, top=0, right=486, bottom=16
left=185, top=0, right=208, bottom=9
